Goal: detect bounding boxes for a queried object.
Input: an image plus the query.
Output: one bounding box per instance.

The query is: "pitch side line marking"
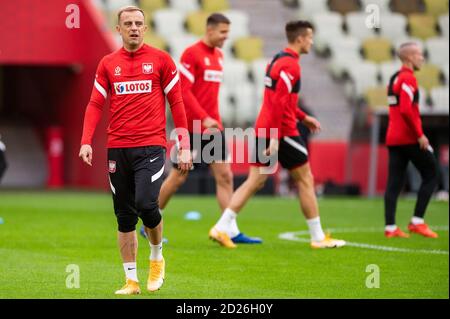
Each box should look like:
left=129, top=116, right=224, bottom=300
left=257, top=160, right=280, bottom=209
left=279, top=226, right=449, bottom=255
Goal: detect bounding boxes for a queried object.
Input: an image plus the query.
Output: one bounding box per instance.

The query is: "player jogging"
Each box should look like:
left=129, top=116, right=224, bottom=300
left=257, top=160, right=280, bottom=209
left=384, top=42, right=439, bottom=238
left=79, top=6, right=192, bottom=295
left=141, top=13, right=260, bottom=244
left=208, top=21, right=346, bottom=249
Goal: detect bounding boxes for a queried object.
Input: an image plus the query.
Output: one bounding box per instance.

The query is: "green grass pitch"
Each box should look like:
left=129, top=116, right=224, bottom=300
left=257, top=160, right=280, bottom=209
left=0, top=191, right=448, bottom=299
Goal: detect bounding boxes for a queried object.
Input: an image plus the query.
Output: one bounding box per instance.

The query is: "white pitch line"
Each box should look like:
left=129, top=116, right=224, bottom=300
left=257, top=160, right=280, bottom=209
left=279, top=226, right=449, bottom=255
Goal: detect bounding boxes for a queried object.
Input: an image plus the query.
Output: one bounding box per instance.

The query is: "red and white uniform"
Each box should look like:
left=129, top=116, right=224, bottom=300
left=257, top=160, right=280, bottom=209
left=255, top=48, right=306, bottom=139
left=81, top=44, right=189, bottom=149
left=386, top=66, right=424, bottom=146
left=178, top=41, right=224, bottom=133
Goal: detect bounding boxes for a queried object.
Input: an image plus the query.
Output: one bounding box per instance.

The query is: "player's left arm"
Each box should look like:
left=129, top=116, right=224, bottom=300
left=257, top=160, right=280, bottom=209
left=161, top=55, right=192, bottom=173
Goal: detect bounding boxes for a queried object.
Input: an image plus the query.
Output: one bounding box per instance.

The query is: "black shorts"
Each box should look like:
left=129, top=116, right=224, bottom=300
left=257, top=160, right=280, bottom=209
left=108, top=146, right=166, bottom=219
left=253, top=135, right=309, bottom=170
left=172, top=131, right=229, bottom=169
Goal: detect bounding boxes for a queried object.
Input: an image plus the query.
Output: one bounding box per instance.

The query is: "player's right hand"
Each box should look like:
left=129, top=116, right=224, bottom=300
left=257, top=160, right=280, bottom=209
left=264, top=138, right=279, bottom=157
left=202, top=117, right=220, bottom=129
left=418, top=135, right=430, bottom=151
left=79, top=144, right=93, bottom=166
left=177, top=149, right=193, bottom=174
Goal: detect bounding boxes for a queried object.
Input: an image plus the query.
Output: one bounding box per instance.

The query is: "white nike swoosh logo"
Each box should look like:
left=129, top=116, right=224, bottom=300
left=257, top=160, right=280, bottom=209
left=183, top=63, right=191, bottom=68
left=172, top=70, right=177, bottom=75
left=150, top=157, right=159, bottom=163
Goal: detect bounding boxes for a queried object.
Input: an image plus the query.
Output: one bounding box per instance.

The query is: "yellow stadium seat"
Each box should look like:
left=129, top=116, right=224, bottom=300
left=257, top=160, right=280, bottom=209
left=144, top=32, right=168, bottom=51
left=362, top=38, right=394, bottom=64
left=409, top=14, right=438, bottom=40
left=391, top=0, right=424, bottom=15
left=365, top=87, right=389, bottom=111
left=201, top=0, right=230, bottom=12
left=329, top=0, right=361, bottom=15
left=424, top=0, right=449, bottom=17
left=186, top=11, right=209, bottom=36
left=139, top=0, right=167, bottom=13
left=233, top=37, right=264, bottom=63
left=415, top=64, right=442, bottom=93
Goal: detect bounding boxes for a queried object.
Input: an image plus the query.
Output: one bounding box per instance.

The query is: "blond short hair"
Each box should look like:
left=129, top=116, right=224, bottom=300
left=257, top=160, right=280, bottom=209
left=117, top=6, right=145, bottom=24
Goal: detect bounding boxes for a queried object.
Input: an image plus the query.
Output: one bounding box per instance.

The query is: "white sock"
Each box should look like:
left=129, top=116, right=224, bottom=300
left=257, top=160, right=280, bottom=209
left=229, top=218, right=240, bottom=238
left=306, top=217, right=326, bottom=242
left=123, top=262, right=138, bottom=282
left=215, top=208, right=237, bottom=234
left=411, top=217, right=424, bottom=225
left=150, top=241, right=163, bottom=261
left=385, top=225, right=398, bottom=232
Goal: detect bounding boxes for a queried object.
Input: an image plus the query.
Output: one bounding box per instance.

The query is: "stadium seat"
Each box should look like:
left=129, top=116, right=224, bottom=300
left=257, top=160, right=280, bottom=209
left=230, top=83, right=258, bottom=124
left=312, top=12, right=345, bottom=53
left=233, top=37, right=264, bottom=63
left=168, top=35, right=199, bottom=62
left=379, top=13, right=408, bottom=41
left=430, top=86, right=450, bottom=110
left=153, top=9, right=186, bottom=38
left=346, top=12, right=377, bottom=40
left=298, top=0, right=330, bottom=19
left=365, top=86, right=388, bottom=111
left=408, top=14, right=439, bottom=40
left=221, top=40, right=235, bottom=60
left=346, top=61, right=379, bottom=97
left=360, top=0, right=391, bottom=12
left=139, top=0, right=167, bottom=12
left=219, top=86, right=235, bottom=125
left=144, top=32, right=168, bottom=51
left=170, top=0, right=200, bottom=13
left=415, top=63, right=443, bottom=92
left=439, top=14, right=449, bottom=38
left=426, top=37, right=449, bottom=66
left=186, top=11, right=209, bottom=36
left=442, top=63, right=450, bottom=84
left=418, top=87, right=430, bottom=110
left=250, top=58, right=269, bottom=88
left=362, top=37, right=394, bottom=63
left=223, top=60, right=250, bottom=89
left=424, top=0, right=449, bottom=17
left=329, top=0, right=361, bottom=15
left=328, top=36, right=364, bottom=77
left=379, top=61, right=402, bottom=83
left=391, top=0, right=424, bottom=15
left=224, top=10, right=250, bottom=40
left=201, top=0, right=230, bottom=12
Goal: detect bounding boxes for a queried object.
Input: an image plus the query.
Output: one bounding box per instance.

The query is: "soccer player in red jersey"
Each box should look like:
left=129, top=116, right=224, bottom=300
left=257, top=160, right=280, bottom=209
left=153, top=13, right=261, bottom=244
left=79, top=6, right=192, bottom=294
left=384, top=42, right=439, bottom=238
left=209, top=21, right=346, bottom=249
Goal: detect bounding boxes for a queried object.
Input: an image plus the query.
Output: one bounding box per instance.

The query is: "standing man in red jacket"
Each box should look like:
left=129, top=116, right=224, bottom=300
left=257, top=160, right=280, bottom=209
left=384, top=42, right=439, bottom=238
left=152, top=13, right=261, bottom=244
left=79, top=6, right=192, bottom=295
left=209, top=21, right=346, bottom=249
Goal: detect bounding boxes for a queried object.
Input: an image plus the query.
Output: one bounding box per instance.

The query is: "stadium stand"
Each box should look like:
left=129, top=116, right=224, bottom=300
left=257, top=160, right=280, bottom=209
left=362, top=37, right=394, bottom=63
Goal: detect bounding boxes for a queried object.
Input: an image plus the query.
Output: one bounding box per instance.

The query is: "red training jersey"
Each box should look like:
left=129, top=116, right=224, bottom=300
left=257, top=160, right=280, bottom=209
left=81, top=44, right=189, bottom=149
left=178, top=41, right=224, bottom=133
left=386, top=66, right=424, bottom=146
left=255, top=48, right=306, bottom=139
